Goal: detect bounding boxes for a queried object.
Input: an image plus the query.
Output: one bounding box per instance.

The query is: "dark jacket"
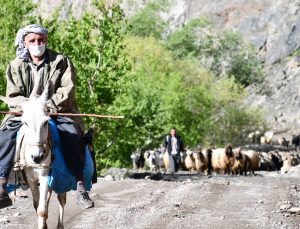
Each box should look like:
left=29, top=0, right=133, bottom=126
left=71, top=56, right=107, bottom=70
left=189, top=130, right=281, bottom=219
left=164, top=134, right=184, bottom=155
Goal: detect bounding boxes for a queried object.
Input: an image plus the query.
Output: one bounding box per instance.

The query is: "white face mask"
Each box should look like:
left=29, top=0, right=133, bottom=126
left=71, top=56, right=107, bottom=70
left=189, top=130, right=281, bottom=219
left=28, top=44, right=46, bottom=57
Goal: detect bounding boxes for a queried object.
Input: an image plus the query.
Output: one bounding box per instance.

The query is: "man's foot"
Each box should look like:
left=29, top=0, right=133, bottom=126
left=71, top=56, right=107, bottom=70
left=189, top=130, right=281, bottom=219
left=0, top=177, right=12, bottom=209
left=0, top=194, right=12, bottom=209
left=77, top=192, right=94, bottom=209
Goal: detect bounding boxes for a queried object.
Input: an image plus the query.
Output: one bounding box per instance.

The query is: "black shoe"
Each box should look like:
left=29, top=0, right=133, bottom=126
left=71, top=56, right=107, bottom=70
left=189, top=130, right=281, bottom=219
left=0, top=177, right=12, bottom=209
left=77, top=192, right=94, bottom=209
left=0, top=194, right=12, bottom=209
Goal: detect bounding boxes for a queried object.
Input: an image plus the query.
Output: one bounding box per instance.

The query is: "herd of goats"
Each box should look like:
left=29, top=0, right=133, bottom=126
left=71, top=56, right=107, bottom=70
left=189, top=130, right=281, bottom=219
left=130, top=131, right=300, bottom=175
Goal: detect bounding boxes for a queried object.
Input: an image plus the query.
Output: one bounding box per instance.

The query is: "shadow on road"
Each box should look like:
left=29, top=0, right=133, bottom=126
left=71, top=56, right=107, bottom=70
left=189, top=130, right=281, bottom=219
left=127, top=171, right=263, bottom=182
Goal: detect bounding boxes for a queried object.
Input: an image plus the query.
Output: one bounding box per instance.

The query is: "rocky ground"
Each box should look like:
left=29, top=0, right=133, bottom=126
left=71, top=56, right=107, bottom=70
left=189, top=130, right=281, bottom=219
left=0, top=170, right=299, bottom=229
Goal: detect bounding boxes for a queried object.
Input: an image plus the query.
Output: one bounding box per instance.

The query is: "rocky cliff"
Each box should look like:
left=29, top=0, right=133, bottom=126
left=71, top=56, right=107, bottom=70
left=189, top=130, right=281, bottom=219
left=36, top=0, right=300, bottom=138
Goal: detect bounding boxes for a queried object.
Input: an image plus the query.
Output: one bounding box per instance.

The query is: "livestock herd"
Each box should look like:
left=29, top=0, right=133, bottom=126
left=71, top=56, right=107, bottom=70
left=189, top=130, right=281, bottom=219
left=131, top=144, right=300, bottom=175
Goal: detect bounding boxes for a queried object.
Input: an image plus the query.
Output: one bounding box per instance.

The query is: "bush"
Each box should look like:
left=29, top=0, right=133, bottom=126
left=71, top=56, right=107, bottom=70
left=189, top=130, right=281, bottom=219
left=42, top=1, right=131, bottom=171
left=0, top=0, right=36, bottom=119
left=165, top=18, right=211, bottom=59
left=200, top=31, right=264, bottom=87
left=165, top=20, right=264, bottom=87
left=109, top=36, right=266, bottom=154
left=127, top=0, right=169, bottom=39
left=0, top=1, right=267, bottom=169
left=207, top=104, right=267, bottom=146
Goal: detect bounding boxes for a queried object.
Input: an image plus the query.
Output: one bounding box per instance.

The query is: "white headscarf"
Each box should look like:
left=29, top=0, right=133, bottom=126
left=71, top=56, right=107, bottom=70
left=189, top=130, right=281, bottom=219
left=15, top=24, right=48, bottom=60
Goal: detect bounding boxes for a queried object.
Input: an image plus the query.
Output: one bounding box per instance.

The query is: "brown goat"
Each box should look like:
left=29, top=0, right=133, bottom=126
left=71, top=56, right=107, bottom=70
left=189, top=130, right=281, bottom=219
left=243, top=150, right=259, bottom=174
left=211, top=144, right=235, bottom=174
left=182, top=149, right=211, bottom=174
left=196, top=148, right=213, bottom=175
left=163, top=152, right=175, bottom=173
left=281, top=154, right=300, bottom=174
left=184, top=150, right=195, bottom=172
left=232, top=148, right=251, bottom=175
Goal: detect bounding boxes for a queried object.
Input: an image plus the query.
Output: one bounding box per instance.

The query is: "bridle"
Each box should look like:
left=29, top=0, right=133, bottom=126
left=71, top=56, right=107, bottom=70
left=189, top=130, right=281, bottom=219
left=26, top=142, right=51, bottom=150
left=22, top=123, right=52, bottom=169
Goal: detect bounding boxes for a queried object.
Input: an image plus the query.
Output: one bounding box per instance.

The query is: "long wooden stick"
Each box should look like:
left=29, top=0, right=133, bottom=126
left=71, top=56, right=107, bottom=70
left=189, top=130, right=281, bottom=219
left=0, top=111, right=125, bottom=119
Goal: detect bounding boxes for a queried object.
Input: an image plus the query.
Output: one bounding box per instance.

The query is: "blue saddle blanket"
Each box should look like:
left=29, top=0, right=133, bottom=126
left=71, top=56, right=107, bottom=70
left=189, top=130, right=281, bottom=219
left=11, top=120, right=93, bottom=193
left=47, top=119, right=93, bottom=193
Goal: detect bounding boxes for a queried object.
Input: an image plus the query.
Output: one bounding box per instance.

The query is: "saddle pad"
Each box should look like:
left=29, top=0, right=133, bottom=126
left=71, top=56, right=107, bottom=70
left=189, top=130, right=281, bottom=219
left=47, top=119, right=94, bottom=193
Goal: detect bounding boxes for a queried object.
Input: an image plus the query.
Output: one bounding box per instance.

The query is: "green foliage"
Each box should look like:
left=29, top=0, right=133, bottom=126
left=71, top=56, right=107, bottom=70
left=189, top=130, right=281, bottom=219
left=204, top=77, right=267, bottom=146
left=108, top=36, right=266, bottom=152
left=165, top=18, right=211, bottom=58
left=166, top=20, right=263, bottom=87
left=0, top=0, right=36, bottom=121
left=127, top=0, right=169, bottom=39
left=0, top=0, right=36, bottom=97
left=109, top=36, right=182, bottom=160
left=291, top=49, right=300, bottom=57
left=207, top=105, right=267, bottom=146
left=42, top=0, right=131, bottom=170
left=199, top=31, right=264, bottom=87
left=0, top=1, right=267, bottom=170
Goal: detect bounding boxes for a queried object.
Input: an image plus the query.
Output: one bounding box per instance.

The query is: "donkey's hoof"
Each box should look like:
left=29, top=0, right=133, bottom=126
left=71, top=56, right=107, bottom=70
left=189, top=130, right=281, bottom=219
left=56, top=224, right=64, bottom=229
left=77, top=192, right=94, bottom=209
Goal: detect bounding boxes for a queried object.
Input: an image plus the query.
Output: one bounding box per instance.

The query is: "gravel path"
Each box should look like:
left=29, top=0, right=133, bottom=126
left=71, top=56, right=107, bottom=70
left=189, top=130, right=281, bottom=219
left=0, top=171, right=299, bottom=229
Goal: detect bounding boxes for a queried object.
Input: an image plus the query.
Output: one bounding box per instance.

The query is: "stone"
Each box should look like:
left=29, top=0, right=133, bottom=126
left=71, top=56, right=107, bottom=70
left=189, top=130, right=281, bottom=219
left=280, top=204, right=292, bottom=211
left=0, top=217, right=10, bottom=224
left=104, top=175, right=114, bottom=181
left=287, top=207, right=300, bottom=214
left=13, top=212, right=21, bottom=217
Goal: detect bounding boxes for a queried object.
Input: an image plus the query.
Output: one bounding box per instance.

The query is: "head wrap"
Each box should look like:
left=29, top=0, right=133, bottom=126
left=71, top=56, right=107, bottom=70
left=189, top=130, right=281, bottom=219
left=15, top=24, right=48, bottom=60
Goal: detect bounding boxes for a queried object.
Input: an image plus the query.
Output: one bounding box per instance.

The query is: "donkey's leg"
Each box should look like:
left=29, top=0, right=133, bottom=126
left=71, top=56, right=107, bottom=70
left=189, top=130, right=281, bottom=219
left=24, top=169, right=40, bottom=211
left=28, top=183, right=40, bottom=210
left=46, top=189, right=52, bottom=212
left=37, top=169, right=50, bottom=229
left=57, top=192, right=66, bottom=229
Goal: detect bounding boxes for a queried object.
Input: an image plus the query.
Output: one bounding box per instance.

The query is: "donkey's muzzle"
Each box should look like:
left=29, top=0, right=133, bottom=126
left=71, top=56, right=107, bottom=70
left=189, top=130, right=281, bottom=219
left=31, top=153, right=44, bottom=164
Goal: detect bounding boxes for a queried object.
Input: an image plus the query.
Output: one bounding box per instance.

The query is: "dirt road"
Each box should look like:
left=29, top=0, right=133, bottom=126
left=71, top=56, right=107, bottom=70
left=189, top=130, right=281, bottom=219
left=0, top=171, right=299, bottom=229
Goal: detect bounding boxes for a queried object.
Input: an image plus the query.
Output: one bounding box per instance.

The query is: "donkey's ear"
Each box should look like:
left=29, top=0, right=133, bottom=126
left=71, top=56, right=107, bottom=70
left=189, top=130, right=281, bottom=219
left=0, top=95, right=9, bottom=105
left=41, top=81, right=54, bottom=103
left=0, top=95, right=23, bottom=108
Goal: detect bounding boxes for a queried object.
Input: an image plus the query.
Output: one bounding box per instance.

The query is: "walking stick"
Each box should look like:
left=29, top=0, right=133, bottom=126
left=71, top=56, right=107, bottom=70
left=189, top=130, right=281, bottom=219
left=0, top=111, right=125, bottom=119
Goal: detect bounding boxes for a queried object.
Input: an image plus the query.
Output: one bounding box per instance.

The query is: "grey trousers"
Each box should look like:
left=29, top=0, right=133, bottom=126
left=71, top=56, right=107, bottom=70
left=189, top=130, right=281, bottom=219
left=0, top=127, right=17, bottom=177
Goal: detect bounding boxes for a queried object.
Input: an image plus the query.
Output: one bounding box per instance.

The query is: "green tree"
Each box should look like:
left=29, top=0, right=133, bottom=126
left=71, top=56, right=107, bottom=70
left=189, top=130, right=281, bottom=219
left=107, top=36, right=216, bottom=166
left=0, top=0, right=36, bottom=111
left=42, top=0, right=131, bottom=171
left=0, top=0, right=267, bottom=170
left=165, top=18, right=210, bottom=59
left=202, top=76, right=266, bottom=146
left=199, top=31, right=263, bottom=87
left=127, top=0, right=169, bottom=39
left=107, top=36, right=265, bottom=162
left=207, top=104, right=267, bottom=146
left=165, top=20, right=263, bottom=87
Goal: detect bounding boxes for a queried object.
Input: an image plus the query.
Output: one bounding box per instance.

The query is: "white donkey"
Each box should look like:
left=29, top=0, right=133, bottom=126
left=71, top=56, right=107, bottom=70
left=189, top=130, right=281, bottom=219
left=0, top=81, right=66, bottom=229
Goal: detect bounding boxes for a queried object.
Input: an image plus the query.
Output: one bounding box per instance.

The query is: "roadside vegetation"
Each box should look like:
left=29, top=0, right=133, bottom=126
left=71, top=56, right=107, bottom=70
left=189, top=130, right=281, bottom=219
left=0, top=0, right=266, bottom=171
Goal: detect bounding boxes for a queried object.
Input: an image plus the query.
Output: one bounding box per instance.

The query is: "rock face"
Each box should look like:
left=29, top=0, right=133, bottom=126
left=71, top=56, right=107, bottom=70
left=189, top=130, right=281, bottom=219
left=37, top=0, right=300, bottom=138
left=33, top=0, right=90, bottom=18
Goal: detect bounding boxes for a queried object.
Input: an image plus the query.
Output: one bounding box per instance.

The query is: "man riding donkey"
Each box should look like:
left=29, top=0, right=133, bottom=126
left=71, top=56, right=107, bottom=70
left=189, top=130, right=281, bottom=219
left=0, top=24, right=94, bottom=209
